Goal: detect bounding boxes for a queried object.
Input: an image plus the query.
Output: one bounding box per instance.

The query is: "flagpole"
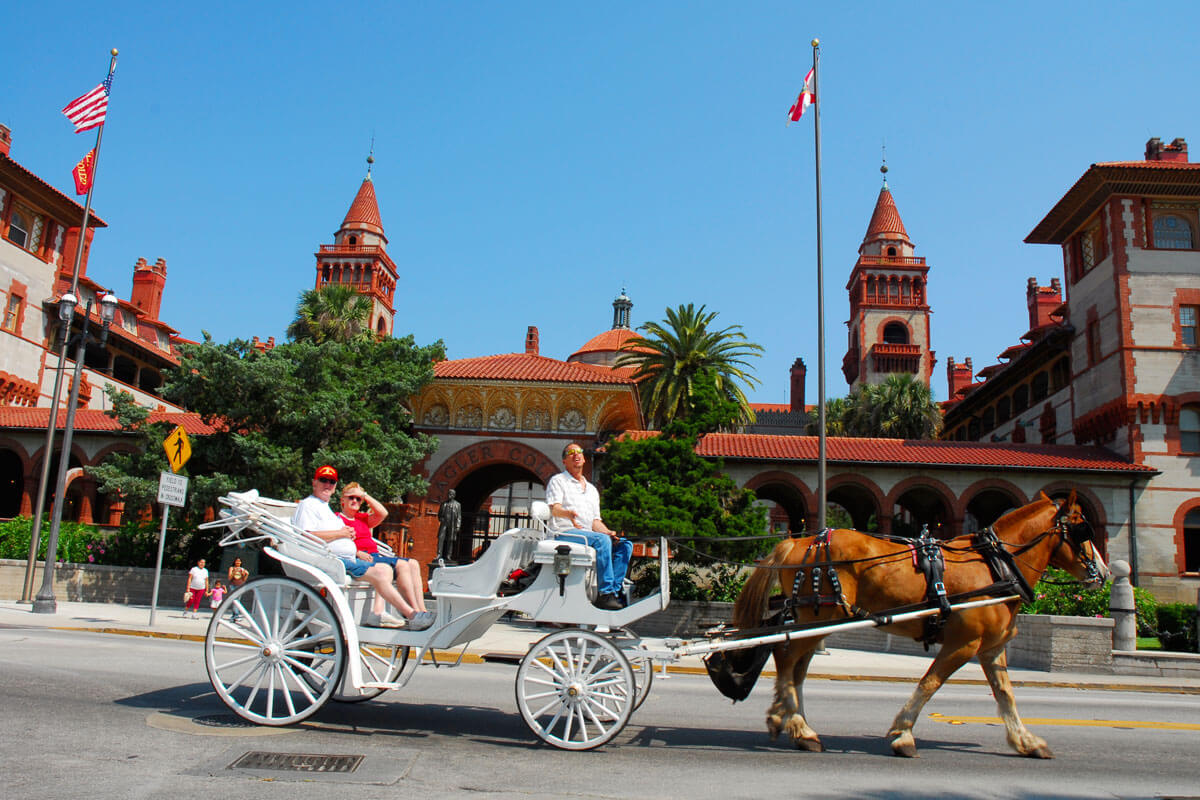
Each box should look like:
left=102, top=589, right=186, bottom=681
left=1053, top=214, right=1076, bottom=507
left=24, top=49, right=118, bottom=609
left=811, top=39, right=827, bottom=532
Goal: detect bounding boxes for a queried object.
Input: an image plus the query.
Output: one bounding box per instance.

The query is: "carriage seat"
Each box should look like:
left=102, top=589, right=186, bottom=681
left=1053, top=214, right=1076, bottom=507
left=428, top=528, right=547, bottom=598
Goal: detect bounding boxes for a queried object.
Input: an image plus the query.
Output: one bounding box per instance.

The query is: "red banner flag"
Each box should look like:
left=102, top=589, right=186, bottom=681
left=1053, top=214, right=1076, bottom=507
left=73, top=149, right=96, bottom=195
left=787, top=67, right=816, bottom=125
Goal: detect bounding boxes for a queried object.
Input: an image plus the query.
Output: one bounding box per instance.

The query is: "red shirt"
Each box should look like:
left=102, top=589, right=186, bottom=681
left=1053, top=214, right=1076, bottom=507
left=338, top=511, right=378, bottom=554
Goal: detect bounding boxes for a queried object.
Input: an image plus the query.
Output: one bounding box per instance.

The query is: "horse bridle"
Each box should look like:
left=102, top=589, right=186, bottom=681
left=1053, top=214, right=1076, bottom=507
left=1006, top=506, right=1106, bottom=586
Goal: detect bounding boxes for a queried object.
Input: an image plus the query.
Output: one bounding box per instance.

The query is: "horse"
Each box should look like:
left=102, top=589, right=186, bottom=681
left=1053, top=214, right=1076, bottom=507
left=730, top=491, right=1107, bottom=758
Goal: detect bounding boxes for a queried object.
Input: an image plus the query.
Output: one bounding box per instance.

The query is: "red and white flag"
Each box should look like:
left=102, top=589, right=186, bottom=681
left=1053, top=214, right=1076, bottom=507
left=787, top=67, right=815, bottom=125
left=62, top=75, right=113, bottom=133
left=72, top=149, right=97, bottom=195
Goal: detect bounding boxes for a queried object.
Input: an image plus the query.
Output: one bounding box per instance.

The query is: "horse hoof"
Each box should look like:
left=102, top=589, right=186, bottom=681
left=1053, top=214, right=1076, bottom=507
left=1027, top=744, right=1054, bottom=759
left=795, top=737, right=824, bottom=752
left=766, top=716, right=782, bottom=741
left=889, top=735, right=919, bottom=758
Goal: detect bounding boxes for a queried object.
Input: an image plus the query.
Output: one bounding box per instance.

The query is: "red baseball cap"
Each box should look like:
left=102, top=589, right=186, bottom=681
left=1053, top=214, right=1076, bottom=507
left=314, top=465, right=338, bottom=481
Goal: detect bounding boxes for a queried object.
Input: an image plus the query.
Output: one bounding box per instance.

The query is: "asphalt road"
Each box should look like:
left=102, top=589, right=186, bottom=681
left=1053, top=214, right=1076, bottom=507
left=2, top=625, right=1197, bottom=799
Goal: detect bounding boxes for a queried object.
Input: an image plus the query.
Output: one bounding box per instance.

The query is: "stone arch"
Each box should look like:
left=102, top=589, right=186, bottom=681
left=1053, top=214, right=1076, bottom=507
left=744, top=471, right=816, bottom=534
left=450, top=389, right=484, bottom=429
left=825, top=473, right=886, bottom=532
left=957, top=478, right=1029, bottom=534
left=0, top=446, right=25, bottom=517
left=875, top=315, right=913, bottom=345
left=426, top=439, right=559, bottom=507
left=483, top=388, right=519, bottom=430
left=1172, top=499, right=1200, bottom=574
left=885, top=476, right=956, bottom=538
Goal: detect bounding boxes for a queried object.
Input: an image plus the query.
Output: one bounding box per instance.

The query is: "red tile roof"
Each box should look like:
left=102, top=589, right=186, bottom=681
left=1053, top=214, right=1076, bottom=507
left=998, top=342, right=1031, bottom=360
left=0, top=407, right=217, bottom=434
left=750, top=403, right=791, bottom=413
left=862, top=186, right=909, bottom=244
left=619, top=431, right=1155, bottom=474
left=571, top=328, right=650, bottom=358
left=434, top=353, right=637, bottom=384
left=341, top=176, right=385, bottom=238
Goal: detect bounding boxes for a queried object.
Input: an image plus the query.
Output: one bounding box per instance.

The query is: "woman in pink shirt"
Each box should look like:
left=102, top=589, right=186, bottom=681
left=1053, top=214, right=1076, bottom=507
left=337, top=482, right=429, bottom=621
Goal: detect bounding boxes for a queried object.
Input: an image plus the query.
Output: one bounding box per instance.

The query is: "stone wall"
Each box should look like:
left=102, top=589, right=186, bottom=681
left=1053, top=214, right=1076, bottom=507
left=0, top=559, right=188, bottom=606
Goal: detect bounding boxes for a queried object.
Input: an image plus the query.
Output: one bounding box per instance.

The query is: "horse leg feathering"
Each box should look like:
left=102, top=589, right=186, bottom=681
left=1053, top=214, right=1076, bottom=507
left=977, top=641, right=1053, bottom=758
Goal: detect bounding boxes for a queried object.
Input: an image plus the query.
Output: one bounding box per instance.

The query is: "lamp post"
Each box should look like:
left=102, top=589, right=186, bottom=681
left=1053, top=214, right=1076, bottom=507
left=19, top=293, right=79, bottom=602
left=32, top=291, right=118, bottom=614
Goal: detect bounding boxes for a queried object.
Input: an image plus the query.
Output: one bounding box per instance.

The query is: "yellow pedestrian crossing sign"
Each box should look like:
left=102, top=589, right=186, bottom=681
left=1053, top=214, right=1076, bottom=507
left=163, top=425, right=192, bottom=473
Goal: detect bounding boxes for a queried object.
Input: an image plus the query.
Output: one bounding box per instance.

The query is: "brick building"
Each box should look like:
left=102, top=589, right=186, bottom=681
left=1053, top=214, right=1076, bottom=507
left=943, top=138, right=1200, bottom=601
left=0, top=123, right=209, bottom=524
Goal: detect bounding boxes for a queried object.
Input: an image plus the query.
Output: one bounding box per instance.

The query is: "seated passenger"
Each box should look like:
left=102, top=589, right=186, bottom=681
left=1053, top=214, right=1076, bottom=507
left=291, top=465, right=433, bottom=630
left=337, top=481, right=430, bottom=624
left=545, top=443, right=633, bottom=610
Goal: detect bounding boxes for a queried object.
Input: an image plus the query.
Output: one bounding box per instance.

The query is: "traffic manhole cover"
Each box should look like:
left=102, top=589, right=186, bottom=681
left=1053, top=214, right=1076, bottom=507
left=229, top=752, right=365, bottom=773
left=193, top=713, right=256, bottom=729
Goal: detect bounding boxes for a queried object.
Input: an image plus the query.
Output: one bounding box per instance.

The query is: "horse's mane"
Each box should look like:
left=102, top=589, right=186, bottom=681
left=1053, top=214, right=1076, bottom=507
left=991, top=493, right=1056, bottom=534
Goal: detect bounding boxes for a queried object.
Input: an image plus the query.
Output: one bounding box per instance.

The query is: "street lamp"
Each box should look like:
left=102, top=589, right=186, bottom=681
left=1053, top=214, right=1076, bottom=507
left=32, top=290, right=118, bottom=614
left=20, top=293, right=81, bottom=602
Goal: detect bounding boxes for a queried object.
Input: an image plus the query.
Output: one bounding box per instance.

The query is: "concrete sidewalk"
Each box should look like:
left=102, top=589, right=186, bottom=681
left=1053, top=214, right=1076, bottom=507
left=2, top=598, right=1197, bottom=694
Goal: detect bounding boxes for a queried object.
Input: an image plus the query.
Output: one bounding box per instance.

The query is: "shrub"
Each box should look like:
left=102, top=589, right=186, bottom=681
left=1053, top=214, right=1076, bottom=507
left=0, top=516, right=192, bottom=570
left=1154, top=603, right=1199, bottom=653
left=1021, top=567, right=1158, bottom=635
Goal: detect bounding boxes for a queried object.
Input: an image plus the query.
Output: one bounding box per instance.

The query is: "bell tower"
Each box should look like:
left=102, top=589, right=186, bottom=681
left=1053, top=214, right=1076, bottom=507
left=313, top=153, right=399, bottom=336
left=842, top=165, right=934, bottom=389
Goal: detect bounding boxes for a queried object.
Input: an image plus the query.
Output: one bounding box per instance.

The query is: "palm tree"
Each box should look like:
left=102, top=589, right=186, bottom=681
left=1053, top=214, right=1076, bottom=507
left=287, top=284, right=374, bottom=344
left=855, top=373, right=942, bottom=439
left=616, top=303, right=763, bottom=428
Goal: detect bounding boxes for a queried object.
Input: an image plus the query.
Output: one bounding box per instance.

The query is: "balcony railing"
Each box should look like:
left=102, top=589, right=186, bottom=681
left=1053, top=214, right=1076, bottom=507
left=858, top=255, right=926, bottom=267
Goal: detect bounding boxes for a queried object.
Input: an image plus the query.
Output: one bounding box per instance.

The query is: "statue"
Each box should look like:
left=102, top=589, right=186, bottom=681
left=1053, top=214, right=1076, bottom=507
left=437, top=490, right=462, bottom=563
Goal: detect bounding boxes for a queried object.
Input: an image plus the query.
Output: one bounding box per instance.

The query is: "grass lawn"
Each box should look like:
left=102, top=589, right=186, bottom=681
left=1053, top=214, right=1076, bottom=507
left=1136, top=636, right=1162, bottom=650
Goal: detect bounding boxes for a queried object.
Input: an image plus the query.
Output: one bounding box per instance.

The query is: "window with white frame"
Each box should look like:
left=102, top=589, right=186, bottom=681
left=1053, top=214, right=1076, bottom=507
left=1181, top=305, right=1198, bottom=347
left=1181, top=406, right=1200, bottom=454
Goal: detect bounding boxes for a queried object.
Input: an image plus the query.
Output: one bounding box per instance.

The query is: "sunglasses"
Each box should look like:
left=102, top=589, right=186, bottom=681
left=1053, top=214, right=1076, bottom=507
left=565, top=449, right=584, bottom=456
left=344, top=495, right=362, bottom=503
left=317, top=477, right=337, bottom=485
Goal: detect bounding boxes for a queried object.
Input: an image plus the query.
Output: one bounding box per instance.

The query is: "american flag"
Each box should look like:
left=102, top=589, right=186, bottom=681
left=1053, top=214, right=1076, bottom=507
left=62, top=73, right=114, bottom=134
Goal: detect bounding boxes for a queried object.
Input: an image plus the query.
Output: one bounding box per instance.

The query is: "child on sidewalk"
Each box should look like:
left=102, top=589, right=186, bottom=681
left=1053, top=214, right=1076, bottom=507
left=208, top=581, right=226, bottom=615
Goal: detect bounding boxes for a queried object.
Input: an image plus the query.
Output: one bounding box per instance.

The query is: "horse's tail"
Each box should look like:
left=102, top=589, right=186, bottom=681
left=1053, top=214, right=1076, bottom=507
left=733, top=538, right=795, bottom=629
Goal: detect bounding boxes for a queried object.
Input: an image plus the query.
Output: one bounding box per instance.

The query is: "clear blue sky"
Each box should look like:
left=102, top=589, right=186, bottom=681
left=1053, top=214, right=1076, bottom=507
left=5, top=2, right=1198, bottom=404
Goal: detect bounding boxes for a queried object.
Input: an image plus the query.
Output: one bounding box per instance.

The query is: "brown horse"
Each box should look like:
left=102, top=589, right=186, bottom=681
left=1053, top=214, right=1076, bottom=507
left=731, top=491, right=1106, bottom=758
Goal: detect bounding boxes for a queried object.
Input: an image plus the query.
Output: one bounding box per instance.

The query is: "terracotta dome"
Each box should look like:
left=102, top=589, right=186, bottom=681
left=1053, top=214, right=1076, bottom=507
left=568, top=328, right=651, bottom=368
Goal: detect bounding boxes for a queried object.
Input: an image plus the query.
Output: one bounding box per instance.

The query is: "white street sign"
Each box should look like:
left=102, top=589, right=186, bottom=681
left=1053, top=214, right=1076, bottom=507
left=157, top=471, right=188, bottom=507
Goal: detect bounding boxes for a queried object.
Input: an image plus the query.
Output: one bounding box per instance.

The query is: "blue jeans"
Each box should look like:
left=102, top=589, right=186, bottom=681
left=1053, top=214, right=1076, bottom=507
left=556, top=530, right=633, bottom=596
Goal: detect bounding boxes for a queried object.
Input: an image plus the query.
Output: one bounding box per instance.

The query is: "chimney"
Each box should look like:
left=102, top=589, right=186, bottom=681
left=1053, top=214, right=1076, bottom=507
left=789, top=357, right=807, bottom=413
left=1026, top=276, right=1064, bottom=330
left=525, top=325, right=539, bottom=356
left=1145, top=137, right=1188, bottom=163
left=0, top=124, right=11, bottom=157
left=130, top=257, right=167, bottom=320
left=947, top=356, right=974, bottom=399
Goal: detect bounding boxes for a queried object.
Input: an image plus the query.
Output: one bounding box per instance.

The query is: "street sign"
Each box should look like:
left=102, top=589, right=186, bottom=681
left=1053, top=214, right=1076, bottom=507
left=157, top=471, right=189, bottom=507
left=163, top=425, right=192, bottom=473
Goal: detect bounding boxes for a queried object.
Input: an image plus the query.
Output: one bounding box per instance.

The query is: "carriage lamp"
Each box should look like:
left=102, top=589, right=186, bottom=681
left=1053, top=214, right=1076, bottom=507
left=554, top=544, right=572, bottom=596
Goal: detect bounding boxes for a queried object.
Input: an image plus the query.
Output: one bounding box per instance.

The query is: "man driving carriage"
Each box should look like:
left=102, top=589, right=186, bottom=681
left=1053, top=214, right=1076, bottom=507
left=544, top=442, right=633, bottom=610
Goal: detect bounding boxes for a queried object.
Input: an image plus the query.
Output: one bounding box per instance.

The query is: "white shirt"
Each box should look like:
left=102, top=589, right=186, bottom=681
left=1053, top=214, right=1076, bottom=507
left=187, top=566, right=209, bottom=590
left=544, top=470, right=602, bottom=534
left=292, top=495, right=356, bottom=558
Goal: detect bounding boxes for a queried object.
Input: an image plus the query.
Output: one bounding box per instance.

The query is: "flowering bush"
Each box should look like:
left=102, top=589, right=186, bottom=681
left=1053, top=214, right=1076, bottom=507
left=1021, top=567, right=1158, bottom=636
left=0, top=516, right=190, bottom=570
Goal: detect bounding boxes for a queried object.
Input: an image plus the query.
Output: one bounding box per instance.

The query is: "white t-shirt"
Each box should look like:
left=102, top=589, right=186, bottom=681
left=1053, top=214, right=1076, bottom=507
left=292, top=495, right=356, bottom=558
left=187, top=566, right=209, bottom=590
left=544, top=471, right=602, bottom=534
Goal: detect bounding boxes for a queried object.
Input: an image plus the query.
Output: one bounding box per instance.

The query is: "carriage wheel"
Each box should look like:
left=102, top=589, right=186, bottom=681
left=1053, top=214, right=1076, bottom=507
left=611, top=627, right=654, bottom=712
left=332, top=644, right=410, bottom=703
left=205, top=577, right=344, bottom=726
left=515, top=629, right=635, bottom=750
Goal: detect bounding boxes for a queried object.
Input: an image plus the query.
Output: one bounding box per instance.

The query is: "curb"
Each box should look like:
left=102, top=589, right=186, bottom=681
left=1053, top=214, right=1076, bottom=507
left=38, top=624, right=1200, bottom=694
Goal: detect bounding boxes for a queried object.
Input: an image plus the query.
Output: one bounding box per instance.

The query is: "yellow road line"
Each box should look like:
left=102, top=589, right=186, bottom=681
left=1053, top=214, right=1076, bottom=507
left=928, top=712, right=1200, bottom=731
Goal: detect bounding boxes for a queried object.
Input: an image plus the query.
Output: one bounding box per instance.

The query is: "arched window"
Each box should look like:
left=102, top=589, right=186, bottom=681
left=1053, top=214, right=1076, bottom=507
left=1183, top=507, right=1200, bottom=573
left=882, top=322, right=909, bottom=345
left=889, top=278, right=900, bottom=303
left=886, top=246, right=897, bottom=257
left=7, top=209, right=29, bottom=249
left=348, top=235, right=358, bottom=246
left=1153, top=214, right=1194, bottom=250
left=1013, top=385, right=1029, bottom=413
left=997, top=396, right=1012, bottom=423
left=1031, top=371, right=1049, bottom=401
left=1181, top=406, right=1200, bottom=453
left=866, top=276, right=876, bottom=301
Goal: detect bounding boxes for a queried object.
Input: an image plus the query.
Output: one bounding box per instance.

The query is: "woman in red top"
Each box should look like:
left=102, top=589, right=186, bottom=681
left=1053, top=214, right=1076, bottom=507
left=337, top=482, right=428, bottom=619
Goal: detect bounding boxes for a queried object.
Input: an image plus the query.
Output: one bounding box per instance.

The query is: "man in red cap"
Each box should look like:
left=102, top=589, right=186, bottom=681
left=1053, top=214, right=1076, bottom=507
left=291, top=465, right=433, bottom=630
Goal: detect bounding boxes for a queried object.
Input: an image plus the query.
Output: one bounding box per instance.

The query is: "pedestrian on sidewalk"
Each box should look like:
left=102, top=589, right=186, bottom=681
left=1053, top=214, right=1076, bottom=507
left=227, top=557, right=249, bottom=622
left=208, top=581, right=226, bottom=615
left=184, top=559, right=209, bottom=618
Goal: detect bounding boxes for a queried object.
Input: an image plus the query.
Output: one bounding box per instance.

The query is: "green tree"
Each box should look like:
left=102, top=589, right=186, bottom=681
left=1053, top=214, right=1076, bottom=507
left=600, top=374, right=770, bottom=564
left=807, top=374, right=941, bottom=439
left=89, top=334, right=444, bottom=555
left=616, top=303, right=763, bottom=429
left=287, top=283, right=374, bottom=343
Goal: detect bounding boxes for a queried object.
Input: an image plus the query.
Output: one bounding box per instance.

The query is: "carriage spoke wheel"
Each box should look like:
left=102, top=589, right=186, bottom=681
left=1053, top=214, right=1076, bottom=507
left=205, top=577, right=344, bottom=726
left=333, top=644, right=409, bottom=703
left=515, top=629, right=635, bottom=750
left=611, top=627, right=654, bottom=712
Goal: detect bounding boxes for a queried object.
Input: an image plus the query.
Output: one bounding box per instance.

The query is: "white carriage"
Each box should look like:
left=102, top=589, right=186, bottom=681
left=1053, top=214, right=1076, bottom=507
left=199, top=490, right=670, bottom=749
